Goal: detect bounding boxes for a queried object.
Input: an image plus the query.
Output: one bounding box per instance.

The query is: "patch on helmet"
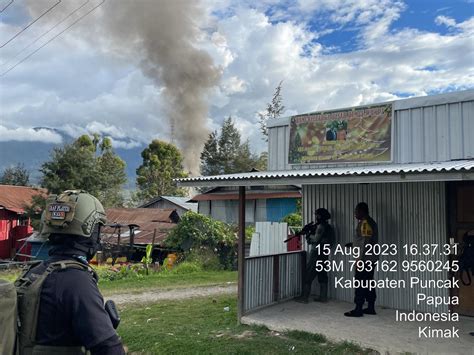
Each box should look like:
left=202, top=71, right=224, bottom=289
left=48, top=204, right=71, bottom=220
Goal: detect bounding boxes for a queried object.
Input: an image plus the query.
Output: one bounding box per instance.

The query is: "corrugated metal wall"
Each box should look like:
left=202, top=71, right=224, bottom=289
left=244, top=252, right=304, bottom=313
left=244, top=257, right=274, bottom=312
left=303, top=182, right=449, bottom=313
left=279, top=252, right=303, bottom=300
left=268, top=96, right=474, bottom=171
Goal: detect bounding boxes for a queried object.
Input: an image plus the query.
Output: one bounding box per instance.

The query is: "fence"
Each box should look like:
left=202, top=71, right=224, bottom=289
left=243, top=250, right=306, bottom=314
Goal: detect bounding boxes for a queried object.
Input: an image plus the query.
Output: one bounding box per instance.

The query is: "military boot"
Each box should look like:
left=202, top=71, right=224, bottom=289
left=294, top=284, right=311, bottom=304
left=344, top=303, right=363, bottom=317
left=314, top=283, right=328, bottom=303
left=363, top=302, right=376, bottom=315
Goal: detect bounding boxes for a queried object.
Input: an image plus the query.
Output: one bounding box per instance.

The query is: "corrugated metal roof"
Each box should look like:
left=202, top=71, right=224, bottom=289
left=103, top=208, right=179, bottom=245
left=139, top=196, right=197, bottom=212
left=0, top=185, right=46, bottom=214
left=190, top=191, right=301, bottom=202
left=106, top=208, right=179, bottom=224
left=177, top=160, right=474, bottom=185
left=161, top=196, right=197, bottom=212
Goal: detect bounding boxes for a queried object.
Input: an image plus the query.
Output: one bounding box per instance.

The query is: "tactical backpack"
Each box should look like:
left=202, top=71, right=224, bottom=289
left=459, top=232, right=474, bottom=286
left=0, top=260, right=97, bottom=355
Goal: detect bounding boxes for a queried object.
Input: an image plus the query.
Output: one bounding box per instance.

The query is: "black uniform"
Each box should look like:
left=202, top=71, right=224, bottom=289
left=298, top=221, right=335, bottom=300
left=353, top=216, right=378, bottom=309
left=26, top=256, right=124, bottom=355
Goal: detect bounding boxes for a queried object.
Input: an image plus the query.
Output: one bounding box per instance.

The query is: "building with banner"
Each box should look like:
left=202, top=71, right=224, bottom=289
left=177, top=90, right=474, bottom=353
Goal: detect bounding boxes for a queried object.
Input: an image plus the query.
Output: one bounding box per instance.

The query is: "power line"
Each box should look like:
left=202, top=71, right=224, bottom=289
left=0, top=0, right=14, bottom=13
left=1, top=0, right=90, bottom=67
left=0, top=0, right=62, bottom=49
left=0, top=0, right=105, bottom=77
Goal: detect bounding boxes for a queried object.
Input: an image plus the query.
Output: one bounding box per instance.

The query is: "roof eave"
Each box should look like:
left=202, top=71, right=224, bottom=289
left=177, top=171, right=474, bottom=188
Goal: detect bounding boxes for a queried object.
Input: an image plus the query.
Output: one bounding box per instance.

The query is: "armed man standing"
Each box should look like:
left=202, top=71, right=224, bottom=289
left=295, top=208, right=335, bottom=304
left=15, top=190, right=125, bottom=355
left=344, top=202, right=379, bottom=317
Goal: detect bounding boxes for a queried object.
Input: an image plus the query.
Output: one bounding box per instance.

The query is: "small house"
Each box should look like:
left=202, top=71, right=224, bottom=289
left=0, top=185, right=45, bottom=260
left=139, top=196, right=197, bottom=217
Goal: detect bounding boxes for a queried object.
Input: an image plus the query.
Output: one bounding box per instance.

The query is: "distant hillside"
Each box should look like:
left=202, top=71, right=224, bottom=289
left=0, top=130, right=145, bottom=189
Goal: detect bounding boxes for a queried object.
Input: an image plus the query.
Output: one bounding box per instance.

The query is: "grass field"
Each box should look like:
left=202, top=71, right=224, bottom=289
left=118, top=295, right=370, bottom=355
left=0, top=267, right=237, bottom=296
left=99, top=270, right=237, bottom=296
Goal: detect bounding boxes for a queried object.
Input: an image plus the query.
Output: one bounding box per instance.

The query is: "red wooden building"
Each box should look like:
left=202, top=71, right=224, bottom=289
left=0, top=185, right=45, bottom=259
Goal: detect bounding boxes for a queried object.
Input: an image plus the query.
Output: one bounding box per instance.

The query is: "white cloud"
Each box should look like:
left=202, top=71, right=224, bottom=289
left=435, top=15, right=457, bottom=28
left=1, top=0, right=473, bottom=158
left=0, top=126, right=63, bottom=143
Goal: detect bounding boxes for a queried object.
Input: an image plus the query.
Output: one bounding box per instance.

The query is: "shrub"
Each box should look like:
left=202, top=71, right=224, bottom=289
left=281, top=212, right=302, bottom=227
left=164, top=212, right=237, bottom=270
left=245, top=225, right=255, bottom=241
left=172, top=261, right=202, bottom=274
left=186, top=248, right=222, bottom=271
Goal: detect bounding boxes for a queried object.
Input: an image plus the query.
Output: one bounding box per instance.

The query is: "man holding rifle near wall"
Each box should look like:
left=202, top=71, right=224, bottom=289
left=295, top=208, right=335, bottom=304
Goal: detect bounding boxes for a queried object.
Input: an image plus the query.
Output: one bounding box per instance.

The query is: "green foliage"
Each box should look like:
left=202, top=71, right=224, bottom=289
left=200, top=117, right=264, bottom=176
left=141, top=244, right=154, bottom=275
left=40, top=134, right=127, bottom=208
left=245, top=225, right=255, bottom=241
left=281, top=213, right=302, bottom=227
left=23, top=193, right=47, bottom=230
left=0, top=163, right=30, bottom=186
left=164, top=211, right=237, bottom=270
left=172, top=261, right=203, bottom=274
left=135, top=140, right=188, bottom=202
left=259, top=80, right=285, bottom=141
left=186, top=249, right=222, bottom=271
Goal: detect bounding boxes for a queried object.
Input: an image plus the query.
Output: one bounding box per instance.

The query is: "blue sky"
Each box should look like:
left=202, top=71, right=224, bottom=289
left=0, top=0, right=473, bottom=173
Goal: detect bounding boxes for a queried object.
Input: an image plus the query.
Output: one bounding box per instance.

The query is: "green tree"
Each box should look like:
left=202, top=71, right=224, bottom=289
left=40, top=135, right=127, bottom=208
left=200, top=130, right=220, bottom=176
left=0, top=163, right=30, bottom=186
left=219, top=117, right=241, bottom=173
left=258, top=80, right=285, bottom=141
left=136, top=140, right=188, bottom=201
left=200, top=117, right=264, bottom=175
left=23, top=193, right=47, bottom=230
left=95, top=137, right=127, bottom=207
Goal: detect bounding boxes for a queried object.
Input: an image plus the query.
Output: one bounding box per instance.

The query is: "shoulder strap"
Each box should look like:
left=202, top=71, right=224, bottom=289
left=47, top=260, right=98, bottom=282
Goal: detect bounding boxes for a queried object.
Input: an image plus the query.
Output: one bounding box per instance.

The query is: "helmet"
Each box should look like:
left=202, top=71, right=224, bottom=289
left=315, top=208, right=331, bottom=221
left=39, top=190, right=106, bottom=239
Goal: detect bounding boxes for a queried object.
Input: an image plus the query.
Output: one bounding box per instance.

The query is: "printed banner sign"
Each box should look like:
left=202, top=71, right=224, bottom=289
left=288, top=104, right=392, bottom=164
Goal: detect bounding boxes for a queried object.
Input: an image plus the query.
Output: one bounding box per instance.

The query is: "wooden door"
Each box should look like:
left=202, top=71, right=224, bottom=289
left=448, top=182, right=474, bottom=317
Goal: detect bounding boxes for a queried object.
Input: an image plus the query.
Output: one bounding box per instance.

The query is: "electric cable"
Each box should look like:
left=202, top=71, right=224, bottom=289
left=0, top=0, right=105, bottom=77
left=0, top=0, right=62, bottom=49
left=1, top=0, right=90, bottom=67
left=0, top=0, right=14, bottom=13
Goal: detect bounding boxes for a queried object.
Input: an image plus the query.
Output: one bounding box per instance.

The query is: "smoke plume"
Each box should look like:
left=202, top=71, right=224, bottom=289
left=26, top=0, right=221, bottom=176
left=105, top=0, right=221, bottom=175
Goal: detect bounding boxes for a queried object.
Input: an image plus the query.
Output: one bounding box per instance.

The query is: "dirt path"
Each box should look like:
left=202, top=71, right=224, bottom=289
left=107, top=283, right=237, bottom=305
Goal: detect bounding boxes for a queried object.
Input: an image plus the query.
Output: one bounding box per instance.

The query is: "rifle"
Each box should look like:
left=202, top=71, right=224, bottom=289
left=284, top=222, right=317, bottom=243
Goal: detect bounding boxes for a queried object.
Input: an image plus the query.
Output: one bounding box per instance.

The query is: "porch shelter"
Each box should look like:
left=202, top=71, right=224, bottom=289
left=177, top=160, right=474, bottom=354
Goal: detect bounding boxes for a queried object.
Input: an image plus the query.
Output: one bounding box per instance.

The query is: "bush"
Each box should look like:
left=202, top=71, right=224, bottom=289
left=172, top=261, right=202, bottom=274
left=164, top=212, right=237, bottom=270
left=245, top=225, right=255, bottom=241
left=281, top=212, right=302, bottom=227
left=186, top=248, right=222, bottom=271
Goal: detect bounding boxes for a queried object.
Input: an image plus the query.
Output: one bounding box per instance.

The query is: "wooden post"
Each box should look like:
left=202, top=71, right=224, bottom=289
left=152, top=228, right=157, bottom=247
left=238, top=186, right=246, bottom=321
